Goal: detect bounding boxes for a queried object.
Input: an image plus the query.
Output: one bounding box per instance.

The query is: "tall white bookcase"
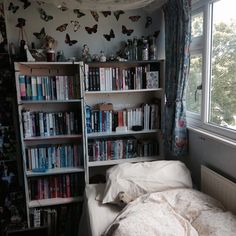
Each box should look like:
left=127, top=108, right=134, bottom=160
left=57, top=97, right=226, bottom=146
left=83, top=60, right=164, bottom=183
left=14, top=62, right=86, bottom=227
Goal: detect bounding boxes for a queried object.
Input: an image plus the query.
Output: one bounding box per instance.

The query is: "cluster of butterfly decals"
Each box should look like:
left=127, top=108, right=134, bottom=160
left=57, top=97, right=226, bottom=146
left=10, top=1, right=154, bottom=46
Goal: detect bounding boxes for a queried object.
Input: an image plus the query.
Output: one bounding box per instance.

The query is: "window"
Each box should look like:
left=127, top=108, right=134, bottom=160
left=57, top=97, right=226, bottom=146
left=187, top=0, right=236, bottom=139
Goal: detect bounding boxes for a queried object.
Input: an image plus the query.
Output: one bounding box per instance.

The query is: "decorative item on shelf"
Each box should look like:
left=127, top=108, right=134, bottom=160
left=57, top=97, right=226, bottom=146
left=149, top=36, right=157, bottom=60
left=91, top=54, right=98, bottom=62
left=82, top=44, right=91, bottom=62
left=99, top=51, right=106, bottom=62
left=56, top=50, right=65, bottom=62
left=142, top=39, right=149, bottom=61
left=24, top=44, right=35, bottom=62
left=46, top=48, right=55, bottom=62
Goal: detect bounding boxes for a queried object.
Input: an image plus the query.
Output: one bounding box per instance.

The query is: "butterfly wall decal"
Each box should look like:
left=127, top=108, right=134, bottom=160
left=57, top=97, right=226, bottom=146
left=101, top=11, right=111, bottom=17
left=73, top=9, right=85, bottom=18
left=129, top=15, right=141, bottom=22
left=56, top=23, right=68, bottom=32
left=71, top=20, right=80, bottom=32
left=16, top=18, right=26, bottom=28
left=33, top=27, right=46, bottom=41
left=65, top=33, right=78, bottom=46
left=122, top=25, right=133, bottom=36
left=57, top=3, right=68, bottom=11
left=19, top=0, right=31, bottom=9
left=85, top=24, right=97, bottom=34
left=114, top=10, right=124, bottom=21
left=154, top=30, right=160, bottom=38
left=8, top=2, right=19, bottom=13
left=39, top=8, right=53, bottom=22
left=103, top=29, right=115, bottom=41
left=91, top=11, right=99, bottom=22
left=36, top=1, right=45, bottom=5
left=145, top=16, right=152, bottom=28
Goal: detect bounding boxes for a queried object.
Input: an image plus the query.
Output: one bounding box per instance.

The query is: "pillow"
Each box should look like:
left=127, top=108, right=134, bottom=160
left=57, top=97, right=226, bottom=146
left=102, top=160, right=192, bottom=204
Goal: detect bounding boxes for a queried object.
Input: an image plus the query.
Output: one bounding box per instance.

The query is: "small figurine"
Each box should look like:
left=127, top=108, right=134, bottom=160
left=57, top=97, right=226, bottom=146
left=82, top=44, right=91, bottom=62
left=99, top=51, right=106, bottom=62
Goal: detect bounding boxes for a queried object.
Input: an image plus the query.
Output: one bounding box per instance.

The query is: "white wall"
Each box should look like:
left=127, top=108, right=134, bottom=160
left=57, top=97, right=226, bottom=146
left=188, top=129, right=236, bottom=188
left=4, top=0, right=164, bottom=60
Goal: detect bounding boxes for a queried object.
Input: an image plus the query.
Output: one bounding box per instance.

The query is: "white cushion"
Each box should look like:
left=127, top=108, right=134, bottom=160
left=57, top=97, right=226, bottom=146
left=102, top=160, right=192, bottom=204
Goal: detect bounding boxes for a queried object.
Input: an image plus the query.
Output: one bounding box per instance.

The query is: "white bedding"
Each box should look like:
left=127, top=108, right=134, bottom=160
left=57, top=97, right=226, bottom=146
left=79, top=184, right=120, bottom=236
left=103, top=188, right=236, bottom=236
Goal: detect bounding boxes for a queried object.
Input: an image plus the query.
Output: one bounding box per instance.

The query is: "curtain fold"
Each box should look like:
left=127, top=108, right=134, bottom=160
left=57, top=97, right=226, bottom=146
left=162, top=0, right=191, bottom=157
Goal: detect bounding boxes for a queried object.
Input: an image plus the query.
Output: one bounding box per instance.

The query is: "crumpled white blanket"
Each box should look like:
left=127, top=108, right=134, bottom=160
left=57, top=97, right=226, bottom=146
left=102, top=188, right=236, bottom=236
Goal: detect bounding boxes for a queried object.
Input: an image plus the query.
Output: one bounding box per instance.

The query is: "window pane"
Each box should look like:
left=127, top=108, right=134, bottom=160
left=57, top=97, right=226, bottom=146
left=186, top=54, right=202, bottom=114
left=191, top=12, right=203, bottom=37
left=209, top=0, right=236, bottom=131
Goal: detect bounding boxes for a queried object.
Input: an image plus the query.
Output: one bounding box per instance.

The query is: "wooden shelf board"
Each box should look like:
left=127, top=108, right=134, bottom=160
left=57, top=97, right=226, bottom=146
left=24, top=134, right=82, bottom=142
left=19, top=99, right=82, bottom=105
left=85, top=88, right=162, bottom=95
left=26, top=167, right=84, bottom=177
left=87, top=129, right=160, bottom=138
left=88, top=156, right=161, bottom=167
left=28, top=196, right=83, bottom=208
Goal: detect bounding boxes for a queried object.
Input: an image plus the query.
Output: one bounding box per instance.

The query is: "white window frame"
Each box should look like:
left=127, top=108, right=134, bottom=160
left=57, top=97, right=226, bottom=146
left=187, top=0, right=236, bottom=142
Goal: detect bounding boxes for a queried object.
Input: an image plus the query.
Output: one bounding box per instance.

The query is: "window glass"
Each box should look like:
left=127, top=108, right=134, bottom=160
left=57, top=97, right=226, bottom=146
left=191, top=12, right=203, bottom=37
left=186, top=54, right=202, bottom=114
left=209, top=0, right=236, bottom=131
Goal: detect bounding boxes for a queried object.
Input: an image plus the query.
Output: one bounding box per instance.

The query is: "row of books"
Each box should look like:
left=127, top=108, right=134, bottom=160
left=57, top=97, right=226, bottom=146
left=86, top=66, right=159, bottom=91
left=88, top=138, right=136, bottom=161
left=30, top=204, right=81, bottom=236
left=26, top=144, right=83, bottom=171
left=86, top=103, right=160, bottom=133
left=22, top=110, right=80, bottom=138
left=29, top=173, right=83, bottom=200
left=18, top=75, right=81, bottom=101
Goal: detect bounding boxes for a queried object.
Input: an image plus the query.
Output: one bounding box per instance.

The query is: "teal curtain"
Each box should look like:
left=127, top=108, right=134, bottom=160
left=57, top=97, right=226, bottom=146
left=162, top=0, right=191, bottom=157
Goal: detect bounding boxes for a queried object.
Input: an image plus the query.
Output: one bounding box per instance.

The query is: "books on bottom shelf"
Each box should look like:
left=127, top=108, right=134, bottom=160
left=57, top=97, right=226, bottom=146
left=30, top=203, right=81, bottom=236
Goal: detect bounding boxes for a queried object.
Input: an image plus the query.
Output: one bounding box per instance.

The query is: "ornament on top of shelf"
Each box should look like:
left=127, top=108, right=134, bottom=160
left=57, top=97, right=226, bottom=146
left=99, top=51, right=106, bottom=62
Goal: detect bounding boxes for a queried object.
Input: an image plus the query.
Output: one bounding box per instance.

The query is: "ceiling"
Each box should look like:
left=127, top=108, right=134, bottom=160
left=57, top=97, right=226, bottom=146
left=31, top=0, right=167, bottom=11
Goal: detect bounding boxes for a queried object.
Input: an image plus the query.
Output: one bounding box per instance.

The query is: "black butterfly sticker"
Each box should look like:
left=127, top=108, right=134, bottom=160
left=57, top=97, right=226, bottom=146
left=39, top=8, right=53, bottom=22
left=16, top=18, right=26, bottom=28
left=71, top=20, right=80, bottom=32
left=91, top=11, right=99, bottom=22
left=56, top=23, right=68, bottom=32
left=101, top=11, right=111, bottom=17
left=19, top=0, right=31, bottom=9
left=122, top=25, right=133, bottom=36
left=114, top=10, right=124, bottom=21
left=8, top=2, right=19, bottom=13
left=145, top=16, right=152, bottom=28
left=33, top=27, right=46, bottom=40
left=85, top=24, right=97, bottom=34
left=73, top=9, right=85, bottom=18
left=129, top=15, right=141, bottom=22
left=36, top=1, right=45, bottom=5
left=103, top=29, right=115, bottom=41
left=57, top=3, right=68, bottom=11
left=154, top=30, right=160, bottom=38
left=65, top=33, right=78, bottom=46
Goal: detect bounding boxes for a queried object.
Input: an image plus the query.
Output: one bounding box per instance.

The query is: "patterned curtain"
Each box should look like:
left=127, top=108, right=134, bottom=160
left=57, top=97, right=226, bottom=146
left=162, top=0, right=191, bottom=157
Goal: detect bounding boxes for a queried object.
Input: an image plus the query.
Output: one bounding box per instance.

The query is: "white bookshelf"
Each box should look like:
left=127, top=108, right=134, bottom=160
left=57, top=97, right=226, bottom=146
left=14, top=62, right=86, bottom=226
left=84, top=60, right=164, bottom=183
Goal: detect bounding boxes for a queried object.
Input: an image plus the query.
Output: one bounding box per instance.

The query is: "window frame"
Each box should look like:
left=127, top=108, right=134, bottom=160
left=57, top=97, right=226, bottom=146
left=187, top=0, right=236, bottom=141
